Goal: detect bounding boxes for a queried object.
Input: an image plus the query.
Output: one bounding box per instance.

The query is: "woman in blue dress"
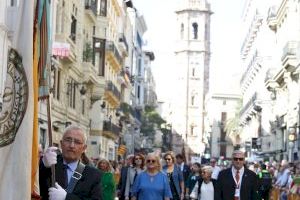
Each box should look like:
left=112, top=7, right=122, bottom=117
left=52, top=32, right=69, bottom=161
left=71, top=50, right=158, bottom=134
left=131, top=153, right=172, bottom=200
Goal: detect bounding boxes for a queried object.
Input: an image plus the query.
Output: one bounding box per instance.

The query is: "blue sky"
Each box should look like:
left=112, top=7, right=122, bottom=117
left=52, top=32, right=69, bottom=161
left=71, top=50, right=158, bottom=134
left=133, top=0, right=245, bottom=100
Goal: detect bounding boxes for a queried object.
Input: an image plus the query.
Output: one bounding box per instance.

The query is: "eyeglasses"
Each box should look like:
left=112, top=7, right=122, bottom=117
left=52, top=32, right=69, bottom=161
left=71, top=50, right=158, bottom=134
left=62, top=137, right=84, bottom=146
left=233, top=157, right=244, bottom=161
left=146, top=160, right=156, bottom=164
left=165, top=158, right=172, bottom=161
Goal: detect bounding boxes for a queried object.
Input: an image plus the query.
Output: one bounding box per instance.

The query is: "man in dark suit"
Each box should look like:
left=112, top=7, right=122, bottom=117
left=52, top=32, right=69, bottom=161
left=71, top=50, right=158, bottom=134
left=39, top=125, right=102, bottom=200
left=215, top=150, right=259, bottom=200
left=176, top=153, right=191, bottom=195
left=117, top=154, right=133, bottom=200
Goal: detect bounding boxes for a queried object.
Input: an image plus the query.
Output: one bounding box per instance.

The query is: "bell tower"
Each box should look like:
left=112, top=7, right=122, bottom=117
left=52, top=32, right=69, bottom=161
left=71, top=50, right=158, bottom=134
left=171, top=0, right=212, bottom=158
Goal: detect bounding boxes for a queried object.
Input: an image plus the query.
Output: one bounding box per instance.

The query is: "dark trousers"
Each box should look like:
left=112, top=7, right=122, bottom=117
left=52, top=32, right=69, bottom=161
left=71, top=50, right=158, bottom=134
left=259, top=189, right=270, bottom=200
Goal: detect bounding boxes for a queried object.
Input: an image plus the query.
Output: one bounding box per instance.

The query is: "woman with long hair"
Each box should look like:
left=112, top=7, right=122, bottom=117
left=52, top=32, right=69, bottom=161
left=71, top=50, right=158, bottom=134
left=162, top=151, right=184, bottom=200
left=125, top=153, right=145, bottom=200
left=131, top=153, right=172, bottom=200
left=97, top=159, right=116, bottom=200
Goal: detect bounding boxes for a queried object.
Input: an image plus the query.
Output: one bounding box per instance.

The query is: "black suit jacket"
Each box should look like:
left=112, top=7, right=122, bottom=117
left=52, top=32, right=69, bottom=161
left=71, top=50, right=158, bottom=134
left=39, top=155, right=103, bottom=200
left=117, top=166, right=129, bottom=200
left=215, top=167, right=259, bottom=200
left=179, top=163, right=191, bottom=187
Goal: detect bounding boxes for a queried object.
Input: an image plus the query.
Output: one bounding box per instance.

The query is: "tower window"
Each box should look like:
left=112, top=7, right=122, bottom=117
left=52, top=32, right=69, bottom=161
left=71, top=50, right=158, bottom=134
left=191, top=95, right=195, bottom=105
left=180, top=23, right=184, bottom=39
left=192, top=22, right=198, bottom=39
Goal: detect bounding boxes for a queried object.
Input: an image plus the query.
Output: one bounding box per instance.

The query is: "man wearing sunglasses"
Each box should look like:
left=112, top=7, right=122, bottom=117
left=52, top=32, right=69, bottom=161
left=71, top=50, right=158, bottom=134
left=215, top=150, right=259, bottom=200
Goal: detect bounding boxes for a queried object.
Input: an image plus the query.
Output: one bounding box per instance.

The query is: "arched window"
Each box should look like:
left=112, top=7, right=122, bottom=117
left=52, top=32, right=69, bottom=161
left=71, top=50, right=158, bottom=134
left=191, top=95, right=195, bottom=105
left=180, top=23, right=184, bottom=39
left=192, top=22, right=198, bottom=39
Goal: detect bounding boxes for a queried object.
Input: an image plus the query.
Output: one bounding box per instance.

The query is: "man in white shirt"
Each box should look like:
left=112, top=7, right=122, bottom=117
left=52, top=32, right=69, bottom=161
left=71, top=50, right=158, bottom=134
left=215, top=150, right=259, bottom=200
left=210, top=158, right=221, bottom=180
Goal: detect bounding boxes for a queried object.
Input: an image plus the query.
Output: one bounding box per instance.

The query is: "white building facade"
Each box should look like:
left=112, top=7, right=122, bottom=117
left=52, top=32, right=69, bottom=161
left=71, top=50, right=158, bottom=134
left=171, top=0, right=212, bottom=158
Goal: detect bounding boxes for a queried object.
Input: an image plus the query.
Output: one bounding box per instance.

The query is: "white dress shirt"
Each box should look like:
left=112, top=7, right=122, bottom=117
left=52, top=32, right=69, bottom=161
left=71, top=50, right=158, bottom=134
left=232, top=166, right=244, bottom=198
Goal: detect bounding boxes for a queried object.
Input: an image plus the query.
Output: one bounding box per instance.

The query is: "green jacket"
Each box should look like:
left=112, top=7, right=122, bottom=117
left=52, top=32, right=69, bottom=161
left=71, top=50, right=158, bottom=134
left=101, top=172, right=116, bottom=200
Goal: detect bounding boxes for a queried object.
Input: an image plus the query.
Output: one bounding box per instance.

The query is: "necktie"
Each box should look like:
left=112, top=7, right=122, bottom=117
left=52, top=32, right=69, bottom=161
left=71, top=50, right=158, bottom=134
left=63, top=164, right=69, bottom=188
left=235, top=170, right=240, bottom=187
left=234, top=170, right=240, bottom=200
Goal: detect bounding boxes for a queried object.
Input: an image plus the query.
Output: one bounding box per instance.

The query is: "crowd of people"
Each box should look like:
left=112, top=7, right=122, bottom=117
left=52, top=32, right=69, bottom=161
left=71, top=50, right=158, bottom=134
left=38, top=125, right=300, bottom=200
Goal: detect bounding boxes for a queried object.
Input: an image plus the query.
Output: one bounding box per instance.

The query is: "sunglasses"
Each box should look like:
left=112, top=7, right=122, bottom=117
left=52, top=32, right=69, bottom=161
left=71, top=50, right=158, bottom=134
left=146, top=160, right=156, bottom=164
left=233, top=157, right=244, bottom=161
left=165, top=158, right=172, bottom=161
left=135, top=158, right=142, bottom=160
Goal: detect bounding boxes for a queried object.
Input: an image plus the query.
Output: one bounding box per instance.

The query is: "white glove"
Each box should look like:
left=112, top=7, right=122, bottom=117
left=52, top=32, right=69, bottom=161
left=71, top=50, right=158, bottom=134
left=42, top=146, right=58, bottom=167
left=49, top=182, right=67, bottom=200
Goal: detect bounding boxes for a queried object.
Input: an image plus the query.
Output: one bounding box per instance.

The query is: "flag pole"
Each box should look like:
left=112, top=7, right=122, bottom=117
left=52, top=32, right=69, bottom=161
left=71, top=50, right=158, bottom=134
left=46, top=95, right=56, bottom=187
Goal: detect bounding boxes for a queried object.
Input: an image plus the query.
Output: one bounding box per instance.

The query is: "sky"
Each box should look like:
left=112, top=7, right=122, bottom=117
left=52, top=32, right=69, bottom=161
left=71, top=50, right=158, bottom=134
left=133, top=0, right=245, bottom=101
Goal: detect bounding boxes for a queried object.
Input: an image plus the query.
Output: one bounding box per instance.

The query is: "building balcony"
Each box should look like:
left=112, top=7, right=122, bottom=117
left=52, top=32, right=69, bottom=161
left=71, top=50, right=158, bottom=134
left=118, top=33, right=129, bottom=56
left=281, top=41, right=300, bottom=70
left=118, top=68, right=131, bottom=87
left=267, top=5, right=278, bottom=31
left=239, top=92, right=258, bottom=124
left=240, top=13, right=263, bottom=58
left=104, top=81, right=121, bottom=107
left=103, top=120, right=121, bottom=138
left=120, top=102, right=136, bottom=120
left=106, top=41, right=123, bottom=72
left=54, top=33, right=77, bottom=63
left=240, top=50, right=262, bottom=91
left=85, top=0, right=97, bottom=22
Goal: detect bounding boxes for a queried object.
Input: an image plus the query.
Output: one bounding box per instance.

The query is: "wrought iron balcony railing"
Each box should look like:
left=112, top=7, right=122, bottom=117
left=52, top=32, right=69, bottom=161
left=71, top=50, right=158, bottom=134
left=85, top=0, right=97, bottom=16
left=103, top=120, right=121, bottom=136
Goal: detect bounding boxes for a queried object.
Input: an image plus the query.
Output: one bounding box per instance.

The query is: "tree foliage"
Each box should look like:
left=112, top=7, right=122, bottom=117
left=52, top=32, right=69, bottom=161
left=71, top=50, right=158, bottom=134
left=141, top=105, right=166, bottom=137
left=225, top=99, right=243, bottom=142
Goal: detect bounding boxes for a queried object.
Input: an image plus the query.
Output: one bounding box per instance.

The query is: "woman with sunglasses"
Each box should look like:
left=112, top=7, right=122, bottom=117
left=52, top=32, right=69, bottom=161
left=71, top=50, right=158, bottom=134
left=131, top=153, right=172, bottom=200
left=125, top=153, right=145, bottom=200
left=162, top=151, right=185, bottom=200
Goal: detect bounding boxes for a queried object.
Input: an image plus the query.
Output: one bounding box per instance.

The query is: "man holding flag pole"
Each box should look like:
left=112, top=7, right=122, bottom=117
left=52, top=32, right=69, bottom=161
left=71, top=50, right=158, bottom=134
left=32, top=0, right=103, bottom=199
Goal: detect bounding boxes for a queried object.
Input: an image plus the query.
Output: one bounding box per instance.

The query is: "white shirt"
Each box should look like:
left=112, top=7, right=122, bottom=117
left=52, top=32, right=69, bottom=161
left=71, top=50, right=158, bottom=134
left=211, top=166, right=221, bottom=179
left=180, top=163, right=184, bottom=171
left=232, top=166, right=245, bottom=198
left=190, top=181, right=214, bottom=200
left=200, top=182, right=214, bottom=200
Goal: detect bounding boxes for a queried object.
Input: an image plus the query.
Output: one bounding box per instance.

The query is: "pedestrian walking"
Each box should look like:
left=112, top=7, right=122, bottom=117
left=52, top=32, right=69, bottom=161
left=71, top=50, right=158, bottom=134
left=210, top=158, right=221, bottom=180
left=215, top=150, right=259, bottom=200
left=125, top=153, right=145, bottom=200
left=117, top=154, right=134, bottom=200
left=97, top=159, right=116, bottom=200
left=185, top=162, right=202, bottom=198
left=39, top=125, right=103, bottom=200
left=176, top=153, right=191, bottom=195
left=163, top=151, right=185, bottom=200
left=257, top=164, right=272, bottom=200
left=190, top=166, right=217, bottom=200
left=131, top=153, right=172, bottom=200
